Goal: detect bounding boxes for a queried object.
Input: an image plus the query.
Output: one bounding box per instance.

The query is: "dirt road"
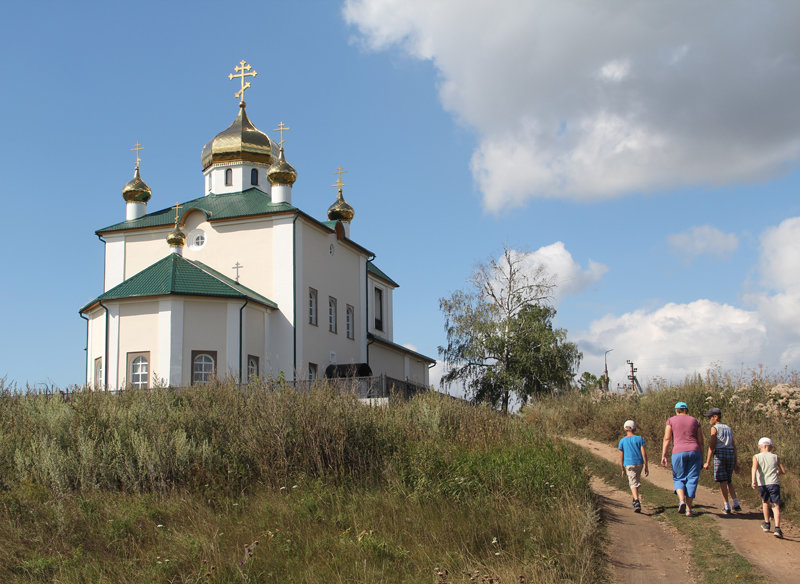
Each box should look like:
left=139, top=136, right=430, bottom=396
left=569, top=437, right=800, bottom=584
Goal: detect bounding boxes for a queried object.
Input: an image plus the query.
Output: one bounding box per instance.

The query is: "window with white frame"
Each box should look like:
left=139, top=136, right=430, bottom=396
left=247, top=355, right=259, bottom=381
left=346, top=304, right=355, bottom=339
left=225, top=168, right=233, bottom=186
left=374, top=287, right=384, bottom=331
left=94, top=357, right=103, bottom=390
left=308, top=362, right=318, bottom=380
left=192, top=351, right=217, bottom=384
left=328, top=296, right=337, bottom=333
left=309, top=288, right=318, bottom=325
left=127, top=352, right=150, bottom=389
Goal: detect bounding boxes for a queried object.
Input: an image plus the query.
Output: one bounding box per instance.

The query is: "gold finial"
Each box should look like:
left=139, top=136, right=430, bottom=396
left=273, top=121, right=290, bottom=148
left=172, top=201, right=183, bottom=225
left=131, top=141, right=145, bottom=168
left=332, top=166, right=347, bottom=190
left=229, top=60, right=257, bottom=104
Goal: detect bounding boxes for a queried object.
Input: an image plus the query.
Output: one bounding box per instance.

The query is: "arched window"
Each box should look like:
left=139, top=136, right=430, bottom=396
left=251, top=168, right=258, bottom=185
left=192, top=351, right=216, bottom=384
left=128, top=353, right=149, bottom=389
left=225, top=168, right=233, bottom=186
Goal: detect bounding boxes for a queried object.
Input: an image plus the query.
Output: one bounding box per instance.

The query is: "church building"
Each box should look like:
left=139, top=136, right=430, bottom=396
left=79, top=60, right=434, bottom=391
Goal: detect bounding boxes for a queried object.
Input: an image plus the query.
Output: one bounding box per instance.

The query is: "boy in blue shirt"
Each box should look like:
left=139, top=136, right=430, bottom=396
left=619, top=419, right=649, bottom=512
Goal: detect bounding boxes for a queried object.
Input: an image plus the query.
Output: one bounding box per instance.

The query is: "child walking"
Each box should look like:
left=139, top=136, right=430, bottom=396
left=702, top=407, right=741, bottom=514
left=751, top=437, right=787, bottom=538
left=619, top=419, right=648, bottom=512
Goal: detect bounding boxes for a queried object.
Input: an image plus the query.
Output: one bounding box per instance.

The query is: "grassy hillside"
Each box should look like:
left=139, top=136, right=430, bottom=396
left=0, top=379, right=604, bottom=583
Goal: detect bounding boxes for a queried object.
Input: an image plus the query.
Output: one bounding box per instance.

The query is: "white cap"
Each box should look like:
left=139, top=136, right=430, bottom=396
left=758, top=437, right=772, bottom=446
left=624, top=419, right=636, bottom=430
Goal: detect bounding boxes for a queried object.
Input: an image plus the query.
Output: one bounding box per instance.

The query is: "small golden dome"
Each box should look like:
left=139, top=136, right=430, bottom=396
left=201, top=103, right=277, bottom=171
left=122, top=166, right=152, bottom=203
left=167, top=224, right=186, bottom=247
left=267, top=148, right=297, bottom=186
left=328, top=189, right=355, bottom=222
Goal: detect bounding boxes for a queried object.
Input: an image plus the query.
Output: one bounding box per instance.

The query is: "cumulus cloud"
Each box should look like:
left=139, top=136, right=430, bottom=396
left=344, top=0, right=800, bottom=211
left=517, top=242, right=607, bottom=303
left=667, top=225, right=739, bottom=260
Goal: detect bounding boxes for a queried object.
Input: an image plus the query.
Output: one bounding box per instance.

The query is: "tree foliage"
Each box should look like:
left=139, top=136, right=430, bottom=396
left=439, top=247, right=582, bottom=412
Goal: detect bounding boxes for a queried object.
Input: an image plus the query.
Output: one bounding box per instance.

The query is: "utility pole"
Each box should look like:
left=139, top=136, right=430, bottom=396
left=626, top=360, right=643, bottom=394
left=604, top=349, right=614, bottom=391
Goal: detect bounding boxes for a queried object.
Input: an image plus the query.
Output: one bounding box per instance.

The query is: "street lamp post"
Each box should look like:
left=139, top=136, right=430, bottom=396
left=604, top=349, right=614, bottom=391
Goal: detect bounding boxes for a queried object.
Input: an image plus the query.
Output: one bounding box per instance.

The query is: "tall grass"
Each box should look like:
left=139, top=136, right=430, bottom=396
left=527, top=368, right=800, bottom=520
left=0, top=378, right=605, bottom=583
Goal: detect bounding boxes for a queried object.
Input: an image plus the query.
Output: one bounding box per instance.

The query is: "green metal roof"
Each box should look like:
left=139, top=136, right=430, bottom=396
left=80, top=253, right=277, bottom=313
left=98, top=188, right=296, bottom=234
left=368, top=262, right=398, bottom=287
left=367, top=333, right=436, bottom=364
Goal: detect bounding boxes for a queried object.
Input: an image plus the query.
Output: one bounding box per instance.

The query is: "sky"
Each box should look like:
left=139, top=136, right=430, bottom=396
left=2, top=0, right=800, bottom=392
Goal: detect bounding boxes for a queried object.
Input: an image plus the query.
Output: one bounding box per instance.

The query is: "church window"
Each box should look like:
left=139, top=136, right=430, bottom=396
left=346, top=305, right=355, bottom=339
left=225, top=168, right=233, bottom=186
left=192, top=351, right=217, bottom=384
left=94, top=357, right=103, bottom=390
left=127, top=352, right=150, bottom=389
left=374, top=288, right=384, bottom=331
left=188, top=229, right=206, bottom=250
left=251, top=168, right=258, bottom=185
left=308, top=362, right=318, bottom=380
left=309, top=288, right=318, bottom=325
left=328, top=297, right=337, bottom=333
left=247, top=355, right=259, bottom=381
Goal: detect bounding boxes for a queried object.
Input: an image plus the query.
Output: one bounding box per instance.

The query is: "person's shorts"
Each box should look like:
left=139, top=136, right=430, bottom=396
left=713, top=448, right=736, bottom=482
left=672, top=450, right=702, bottom=497
left=625, top=464, right=643, bottom=488
left=758, top=484, right=781, bottom=504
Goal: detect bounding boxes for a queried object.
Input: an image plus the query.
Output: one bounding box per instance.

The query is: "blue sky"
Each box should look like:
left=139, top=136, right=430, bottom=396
left=3, top=1, right=800, bottom=391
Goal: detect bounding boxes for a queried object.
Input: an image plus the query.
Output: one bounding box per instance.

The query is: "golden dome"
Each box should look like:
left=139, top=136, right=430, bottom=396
left=122, top=166, right=152, bottom=203
left=267, top=148, right=297, bottom=186
left=200, top=103, right=277, bottom=170
left=328, top=189, right=355, bottom=222
left=167, top=224, right=186, bottom=247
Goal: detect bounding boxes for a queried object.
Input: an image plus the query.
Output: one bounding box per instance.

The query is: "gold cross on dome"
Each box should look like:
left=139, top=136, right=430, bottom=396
left=172, top=201, right=183, bottom=225
left=130, top=141, right=145, bottom=167
left=273, top=121, right=290, bottom=148
left=332, top=166, right=347, bottom=189
left=229, top=60, right=257, bottom=103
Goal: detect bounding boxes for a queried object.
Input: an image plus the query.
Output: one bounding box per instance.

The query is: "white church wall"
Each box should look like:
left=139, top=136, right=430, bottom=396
left=369, top=343, right=430, bottom=386
left=158, top=298, right=184, bottom=387
left=104, top=235, right=126, bottom=291
left=297, top=220, right=364, bottom=376
left=205, top=163, right=270, bottom=196
left=271, top=215, right=298, bottom=379
left=124, top=230, right=172, bottom=280
left=117, top=300, right=160, bottom=387
left=87, top=307, right=106, bottom=388
left=367, top=277, right=395, bottom=342
left=182, top=299, right=228, bottom=383
left=245, top=306, right=266, bottom=377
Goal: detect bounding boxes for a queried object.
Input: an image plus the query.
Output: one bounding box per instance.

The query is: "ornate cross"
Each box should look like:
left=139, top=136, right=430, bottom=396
left=172, top=201, right=183, bottom=225
left=130, top=141, right=145, bottom=167
left=232, top=261, right=244, bottom=282
left=273, top=121, right=290, bottom=148
left=229, top=60, right=257, bottom=103
left=332, top=166, right=347, bottom=189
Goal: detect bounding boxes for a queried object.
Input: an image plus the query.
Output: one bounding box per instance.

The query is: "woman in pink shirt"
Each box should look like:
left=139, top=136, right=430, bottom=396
left=661, top=401, right=704, bottom=516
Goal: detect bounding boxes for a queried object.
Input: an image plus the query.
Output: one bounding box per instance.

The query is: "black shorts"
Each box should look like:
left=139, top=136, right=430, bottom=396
left=758, top=484, right=781, bottom=504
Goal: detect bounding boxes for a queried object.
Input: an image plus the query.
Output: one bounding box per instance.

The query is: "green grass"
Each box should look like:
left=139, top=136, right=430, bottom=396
left=0, top=379, right=606, bottom=583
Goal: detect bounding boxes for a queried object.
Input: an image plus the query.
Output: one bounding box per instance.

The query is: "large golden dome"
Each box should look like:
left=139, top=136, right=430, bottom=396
left=267, top=148, right=297, bottom=186
left=122, top=166, right=152, bottom=203
left=328, top=189, right=355, bottom=222
left=200, top=103, right=278, bottom=171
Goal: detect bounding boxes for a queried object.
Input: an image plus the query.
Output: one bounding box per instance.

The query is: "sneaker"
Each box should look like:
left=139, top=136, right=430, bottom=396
left=633, top=500, right=641, bottom=513
left=723, top=507, right=732, bottom=515
left=733, top=504, right=742, bottom=512
left=678, top=501, right=686, bottom=514
left=685, top=509, right=695, bottom=517
left=762, top=522, right=771, bottom=532
left=774, top=527, right=783, bottom=539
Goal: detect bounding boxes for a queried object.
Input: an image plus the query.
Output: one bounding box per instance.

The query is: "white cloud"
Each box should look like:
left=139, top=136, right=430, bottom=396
left=667, top=225, right=739, bottom=259
left=518, top=242, right=607, bottom=303
left=345, top=0, right=800, bottom=210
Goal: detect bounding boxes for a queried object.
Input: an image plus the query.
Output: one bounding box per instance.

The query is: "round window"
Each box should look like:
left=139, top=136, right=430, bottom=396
left=188, top=229, right=206, bottom=250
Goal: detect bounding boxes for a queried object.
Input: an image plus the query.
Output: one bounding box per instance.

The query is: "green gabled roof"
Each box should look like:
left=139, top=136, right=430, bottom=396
left=98, top=188, right=296, bottom=234
left=368, top=262, right=399, bottom=287
left=80, top=254, right=277, bottom=313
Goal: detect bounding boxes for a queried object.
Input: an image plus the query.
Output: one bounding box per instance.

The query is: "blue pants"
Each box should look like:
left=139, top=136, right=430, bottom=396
left=672, top=450, right=702, bottom=497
